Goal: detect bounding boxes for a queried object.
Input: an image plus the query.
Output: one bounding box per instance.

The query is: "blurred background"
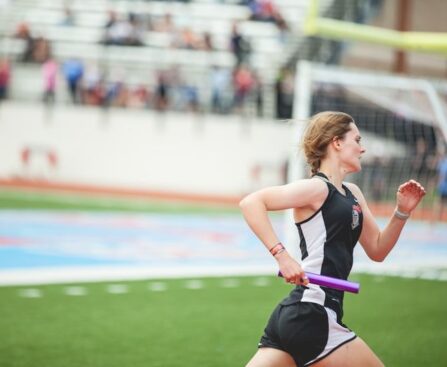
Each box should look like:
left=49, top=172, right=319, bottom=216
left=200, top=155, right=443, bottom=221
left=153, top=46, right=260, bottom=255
left=0, top=0, right=446, bottom=366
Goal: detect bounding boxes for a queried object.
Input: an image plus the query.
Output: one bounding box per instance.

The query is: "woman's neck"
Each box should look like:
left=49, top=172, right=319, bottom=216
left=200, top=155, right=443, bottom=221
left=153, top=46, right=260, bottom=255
left=318, top=164, right=347, bottom=192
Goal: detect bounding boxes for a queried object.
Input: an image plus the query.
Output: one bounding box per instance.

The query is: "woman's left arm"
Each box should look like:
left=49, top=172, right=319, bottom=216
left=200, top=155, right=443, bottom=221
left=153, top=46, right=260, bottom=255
left=347, top=180, right=426, bottom=262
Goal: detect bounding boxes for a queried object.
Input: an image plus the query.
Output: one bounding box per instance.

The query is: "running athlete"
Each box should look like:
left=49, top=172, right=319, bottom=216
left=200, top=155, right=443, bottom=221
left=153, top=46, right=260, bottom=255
left=240, top=111, right=426, bottom=367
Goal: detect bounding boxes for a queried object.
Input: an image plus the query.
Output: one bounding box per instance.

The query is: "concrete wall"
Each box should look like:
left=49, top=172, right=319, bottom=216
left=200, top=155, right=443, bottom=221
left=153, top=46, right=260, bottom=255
left=0, top=101, right=293, bottom=198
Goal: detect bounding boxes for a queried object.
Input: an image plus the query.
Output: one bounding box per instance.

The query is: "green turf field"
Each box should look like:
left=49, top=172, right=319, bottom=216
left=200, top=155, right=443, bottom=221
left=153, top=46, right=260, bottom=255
left=1, top=189, right=446, bottom=366
left=0, top=275, right=446, bottom=367
left=0, top=189, right=238, bottom=214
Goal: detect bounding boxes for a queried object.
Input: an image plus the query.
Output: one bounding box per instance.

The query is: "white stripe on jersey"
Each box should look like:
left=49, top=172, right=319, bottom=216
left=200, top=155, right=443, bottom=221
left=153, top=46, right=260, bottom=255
left=300, top=210, right=327, bottom=305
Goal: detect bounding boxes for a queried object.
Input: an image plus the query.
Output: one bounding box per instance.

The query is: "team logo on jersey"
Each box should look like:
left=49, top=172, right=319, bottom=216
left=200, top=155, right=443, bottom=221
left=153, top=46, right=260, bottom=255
left=352, top=204, right=362, bottom=229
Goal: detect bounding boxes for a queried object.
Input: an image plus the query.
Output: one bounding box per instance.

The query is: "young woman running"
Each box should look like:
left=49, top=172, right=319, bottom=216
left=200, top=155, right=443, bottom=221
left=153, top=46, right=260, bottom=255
left=240, top=111, right=426, bottom=367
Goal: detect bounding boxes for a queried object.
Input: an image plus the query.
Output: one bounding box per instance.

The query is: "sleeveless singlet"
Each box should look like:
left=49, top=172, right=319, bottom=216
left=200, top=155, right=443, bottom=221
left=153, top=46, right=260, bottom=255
left=282, top=172, right=363, bottom=321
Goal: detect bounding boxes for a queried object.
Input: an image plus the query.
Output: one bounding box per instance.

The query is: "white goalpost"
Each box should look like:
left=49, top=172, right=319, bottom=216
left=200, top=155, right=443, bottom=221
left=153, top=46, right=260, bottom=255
left=283, top=61, right=447, bottom=268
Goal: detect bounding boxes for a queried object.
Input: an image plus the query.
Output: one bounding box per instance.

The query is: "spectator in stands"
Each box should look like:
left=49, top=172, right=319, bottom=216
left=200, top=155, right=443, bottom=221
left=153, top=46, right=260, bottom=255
left=62, top=59, right=84, bottom=104
left=127, top=85, right=151, bottom=109
left=210, top=66, right=230, bottom=114
left=0, top=58, right=11, bottom=100
left=104, top=12, right=144, bottom=46
left=13, top=22, right=51, bottom=63
left=436, top=151, right=447, bottom=221
left=246, top=0, right=288, bottom=33
left=230, top=22, right=251, bottom=66
left=32, top=37, right=51, bottom=64
left=42, top=56, right=58, bottom=105
left=104, top=10, right=118, bottom=29
left=172, top=27, right=200, bottom=49
left=248, top=0, right=275, bottom=22
left=233, top=64, right=254, bottom=112
left=251, top=71, right=264, bottom=117
left=411, top=137, right=429, bottom=181
left=181, top=83, right=200, bottom=112
left=154, top=71, right=170, bottom=111
left=14, top=22, right=35, bottom=63
left=82, top=63, right=104, bottom=106
left=272, top=7, right=289, bottom=40
left=275, top=66, right=294, bottom=119
left=127, top=13, right=145, bottom=46
left=201, top=32, right=214, bottom=51
left=113, top=82, right=129, bottom=107
left=60, top=5, right=76, bottom=26
left=152, top=13, right=176, bottom=33
left=370, top=156, right=387, bottom=202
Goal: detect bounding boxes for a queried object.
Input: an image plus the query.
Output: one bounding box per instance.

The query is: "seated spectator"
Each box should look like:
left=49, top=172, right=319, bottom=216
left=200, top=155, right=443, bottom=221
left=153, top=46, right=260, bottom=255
left=104, top=12, right=144, bottom=46
left=246, top=0, right=288, bottom=31
left=232, top=64, right=254, bottom=111
left=210, top=66, right=231, bottom=114
left=153, top=71, right=170, bottom=111
left=248, top=0, right=275, bottom=22
left=0, top=58, right=11, bottom=100
left=275, top=66, right=294, bottom=119
left=32, top=37, right=51, bottom=63
left=105, top=10, right=118, bottom=29
left=251, top=70, right=264, bottom=117
left=62, top=59, right=84, bottom=104
left=14, top=23, right=52, bottom=63
left=14, top=22, right=35, bottom=63
left=60, top=5, right=76, bottom=26
left=230, top=22, right=251, bottom=66
left=42, top=57, right=58, bottom=104
left=180, top=83, right=199, bottom=112
left=82, top=63, right=104, bottom=105
left=127, top=85, right=150, bottom=108
left=152, top=13, right=176, bottom=33
left=172, top=27, right=200, bottom=50
left=200, top=32, right=214, bottom=51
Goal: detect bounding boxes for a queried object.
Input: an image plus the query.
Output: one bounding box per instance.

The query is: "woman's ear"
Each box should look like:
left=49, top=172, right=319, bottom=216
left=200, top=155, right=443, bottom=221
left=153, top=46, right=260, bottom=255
left=332, top=136, right=341, bottom=150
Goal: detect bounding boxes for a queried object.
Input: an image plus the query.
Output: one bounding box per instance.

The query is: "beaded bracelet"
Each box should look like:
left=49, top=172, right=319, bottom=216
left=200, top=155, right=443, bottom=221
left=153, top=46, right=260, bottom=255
left=394, top=208, right=410, bottom=220
left=269, top=242, right=286, bottom=257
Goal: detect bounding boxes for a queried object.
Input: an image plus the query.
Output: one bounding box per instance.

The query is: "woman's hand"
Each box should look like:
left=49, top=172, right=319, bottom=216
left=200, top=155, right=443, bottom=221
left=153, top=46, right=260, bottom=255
left=396, top=179, right=426, bottom=214
left=275, top=251, right=309, bottom=286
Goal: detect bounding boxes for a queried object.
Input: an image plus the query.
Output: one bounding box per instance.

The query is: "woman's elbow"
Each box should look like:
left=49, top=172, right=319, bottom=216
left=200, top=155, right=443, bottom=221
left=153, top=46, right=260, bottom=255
left=239, top=195, right=253, bottom=211
left=368, top=252, right=386, bottom=263
left=239, top=195, right=249, bottom=209
left=239, top=193, right=261, bottom=212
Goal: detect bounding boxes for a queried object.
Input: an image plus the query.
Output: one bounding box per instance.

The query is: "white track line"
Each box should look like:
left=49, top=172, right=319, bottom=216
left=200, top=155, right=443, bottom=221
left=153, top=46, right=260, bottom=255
left=184, top=280, right=204, bottom=289
left=148, top=282, right=167, bottom=292
left=106, top=284, right=128, bottom=294
left=18, top=288, right=42, bottom=298
left=253, top=277, right=270, bottom=287
left=221, top=278, right=240, bottom=288
left=64, top=286, right=87, bottom=296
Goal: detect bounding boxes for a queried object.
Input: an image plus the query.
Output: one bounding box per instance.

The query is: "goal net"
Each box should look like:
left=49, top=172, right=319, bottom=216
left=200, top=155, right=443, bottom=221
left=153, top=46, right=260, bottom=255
left=284, top=61, right=447, bottom=263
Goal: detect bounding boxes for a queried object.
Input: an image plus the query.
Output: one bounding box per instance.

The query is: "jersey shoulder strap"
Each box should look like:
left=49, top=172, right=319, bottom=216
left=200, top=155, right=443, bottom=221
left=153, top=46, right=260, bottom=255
left=312, top=172, right=337, bottom=197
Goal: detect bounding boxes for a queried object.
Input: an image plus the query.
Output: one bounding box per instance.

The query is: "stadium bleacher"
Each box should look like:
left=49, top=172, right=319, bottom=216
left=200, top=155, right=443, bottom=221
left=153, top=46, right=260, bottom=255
left=0, top=0, right=334, bottom=116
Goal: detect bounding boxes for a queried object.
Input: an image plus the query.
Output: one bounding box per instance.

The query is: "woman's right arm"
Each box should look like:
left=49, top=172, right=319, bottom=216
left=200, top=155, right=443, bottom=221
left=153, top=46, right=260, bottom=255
left=239, top=178, right=327, bottom=285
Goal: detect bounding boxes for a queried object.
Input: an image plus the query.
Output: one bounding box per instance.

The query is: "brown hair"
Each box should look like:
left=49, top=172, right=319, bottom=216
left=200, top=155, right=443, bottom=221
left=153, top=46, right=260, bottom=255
left=302, top=111, right=354, bottom=175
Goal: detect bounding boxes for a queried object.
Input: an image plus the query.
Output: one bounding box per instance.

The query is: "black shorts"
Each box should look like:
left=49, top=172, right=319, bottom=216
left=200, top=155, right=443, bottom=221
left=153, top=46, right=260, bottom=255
left=258, top=301, right=356, bottom=366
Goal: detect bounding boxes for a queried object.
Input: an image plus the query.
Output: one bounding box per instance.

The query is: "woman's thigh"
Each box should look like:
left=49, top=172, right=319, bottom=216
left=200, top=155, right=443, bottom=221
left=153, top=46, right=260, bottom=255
left=313, top=337, right=384, bottom=367
left=246, top=347, right=297, bottom=367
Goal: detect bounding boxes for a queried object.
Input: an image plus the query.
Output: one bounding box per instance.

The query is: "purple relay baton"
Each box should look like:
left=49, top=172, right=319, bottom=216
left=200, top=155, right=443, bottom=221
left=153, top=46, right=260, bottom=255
left=278, top=271, right=360, bottom=293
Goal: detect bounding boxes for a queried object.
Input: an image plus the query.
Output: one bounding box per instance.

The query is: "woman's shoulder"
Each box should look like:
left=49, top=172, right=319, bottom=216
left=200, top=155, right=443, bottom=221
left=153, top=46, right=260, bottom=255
left=296, top=176, right=329, bottom=191
left=344, top=182, right=367, bottom=203
left=291, top=176, right=329, bottom=200
left=343, top=181, right=360, bottom=191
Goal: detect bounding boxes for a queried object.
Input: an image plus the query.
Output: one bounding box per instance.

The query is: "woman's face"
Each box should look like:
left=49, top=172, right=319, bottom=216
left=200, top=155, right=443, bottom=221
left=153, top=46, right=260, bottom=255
left=338, top=123, right=366, bottom=173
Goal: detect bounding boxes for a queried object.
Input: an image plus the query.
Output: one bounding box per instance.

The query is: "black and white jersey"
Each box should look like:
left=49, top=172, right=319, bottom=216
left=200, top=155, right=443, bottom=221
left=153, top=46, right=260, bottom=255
left=285, top=172, right=363, bottom=319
